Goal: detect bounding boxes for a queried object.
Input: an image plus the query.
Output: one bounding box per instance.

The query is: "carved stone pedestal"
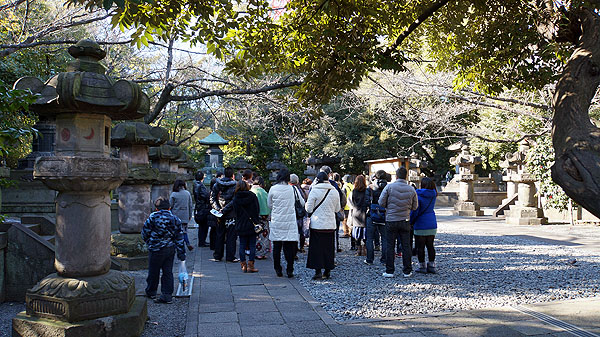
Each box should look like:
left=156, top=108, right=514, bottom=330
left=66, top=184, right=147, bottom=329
left=13, top=296, right=146, bottom=337
left=454, top=201, right=484, bottom=216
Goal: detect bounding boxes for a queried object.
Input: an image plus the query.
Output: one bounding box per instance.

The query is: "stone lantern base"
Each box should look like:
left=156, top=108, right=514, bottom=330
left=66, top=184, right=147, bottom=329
left=12, top=296, right=147, bottom=337
left=453, top=201, right=483, bottom=216
left=111, top=233, right=149, bottom=270
left=13, top=270, right=147, bottom=336
left=505, top=205, right=547, bottom=225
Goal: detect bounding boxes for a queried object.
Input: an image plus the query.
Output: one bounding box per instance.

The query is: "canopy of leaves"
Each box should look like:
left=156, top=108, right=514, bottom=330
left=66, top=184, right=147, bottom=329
left=66, top=0, right=600, bottom=102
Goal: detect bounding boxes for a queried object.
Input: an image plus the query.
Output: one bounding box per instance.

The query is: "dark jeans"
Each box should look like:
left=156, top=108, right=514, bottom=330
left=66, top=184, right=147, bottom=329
left=196, top=215, right=209, bottom=246
left=335, top=220, right=340, bottom=250
left=146, top=246, right=175, bottom=301
left=415, top=235, right=436, bottom=263
left=273, top=241, right=296, bottom=273
left=385, top=220, right=412, bottom=275
left=214, top=219, right=237, bottom=261
left=239, top=235, right=256, bottom=262
left=365, top=218, right=386, bottom=263
left=182, top=223, right=190, bottom=246
left=209, top=226, right=216, bottom=250
left=374, top=225, right=380, bottom=247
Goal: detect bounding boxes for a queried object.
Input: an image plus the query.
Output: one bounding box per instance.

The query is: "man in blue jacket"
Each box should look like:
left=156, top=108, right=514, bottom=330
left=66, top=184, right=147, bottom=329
left=142, top=197, right=186, bottom=304
left=379, top=167, right=418, bottom=278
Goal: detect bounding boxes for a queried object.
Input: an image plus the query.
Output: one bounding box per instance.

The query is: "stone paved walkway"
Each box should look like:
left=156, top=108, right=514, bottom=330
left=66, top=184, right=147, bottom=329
left=184, top=211, right=600, bottom=337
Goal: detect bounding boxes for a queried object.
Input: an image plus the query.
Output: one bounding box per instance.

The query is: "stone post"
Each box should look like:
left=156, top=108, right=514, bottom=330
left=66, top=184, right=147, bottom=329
left=232, top=157, right=254, bottom=179
left=505, top=140, right=547, bottom=225
left=199, top=131, right=229, bottom=184
left=12, top=40, right=147, bottom=336
left=451, top=144, right=483, bottom=216
left=110, top=122, right=167, bottom=270
left=499, top=150, right=521, bottom=203
left=408, top=152, right=428, bottom=189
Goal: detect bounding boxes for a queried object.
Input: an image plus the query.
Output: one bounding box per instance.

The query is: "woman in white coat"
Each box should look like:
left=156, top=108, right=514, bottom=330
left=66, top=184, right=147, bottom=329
left=305, top=171, right=340, bottom=280
left=268, top=168, right=304, bottom=278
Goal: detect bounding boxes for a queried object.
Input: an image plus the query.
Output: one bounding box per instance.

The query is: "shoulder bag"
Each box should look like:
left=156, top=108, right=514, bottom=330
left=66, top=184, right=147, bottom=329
left=293, top=186, right=307, bottom=219
left=307, top=190, right=331, bottom=218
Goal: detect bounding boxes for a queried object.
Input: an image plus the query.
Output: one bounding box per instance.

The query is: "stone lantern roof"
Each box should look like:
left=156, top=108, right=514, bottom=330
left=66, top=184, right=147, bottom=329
left=232, top=157, right=254, bottom=170
left=111, top=122, right=168, bottom=147
left=266, top=155, right=287, bottom=170
left=149, top=141, right=183, bottom=160
left=14, top=39, right=149, bottom=121
left=199, top=131, right=229, bottom=146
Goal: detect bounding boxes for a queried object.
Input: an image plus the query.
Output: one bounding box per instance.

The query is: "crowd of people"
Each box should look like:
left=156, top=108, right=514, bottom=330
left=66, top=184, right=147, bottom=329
left=141, top=164, right=439, bottom=304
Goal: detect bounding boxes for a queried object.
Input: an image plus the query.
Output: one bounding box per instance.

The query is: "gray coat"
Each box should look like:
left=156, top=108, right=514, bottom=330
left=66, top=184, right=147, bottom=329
left=170, top=189, right=193, bottom=223
left=378, top=179, right=418, bottom=221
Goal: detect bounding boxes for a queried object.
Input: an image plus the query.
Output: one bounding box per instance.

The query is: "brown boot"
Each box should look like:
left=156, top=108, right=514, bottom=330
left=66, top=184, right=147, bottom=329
left=247, top=261, right=258, bottom=273
left=240, top=261, right=247, bottom=273
left=359, top=246, right=366, bottom=256
left=355, top=245, right=362, bottom=256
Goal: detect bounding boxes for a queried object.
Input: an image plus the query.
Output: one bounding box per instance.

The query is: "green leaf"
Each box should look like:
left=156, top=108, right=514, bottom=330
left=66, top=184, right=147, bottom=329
left=102, top=0, right=113, bottom=10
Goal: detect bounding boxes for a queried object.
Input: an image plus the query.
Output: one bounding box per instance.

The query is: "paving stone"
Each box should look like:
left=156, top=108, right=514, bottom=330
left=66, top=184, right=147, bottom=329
left=198, top=311, right=238, bottom=324
left=286, top=319, right=331, bottom=334
left=281, top=309, right=323, bottom=323
left=199, top=294, right=233, bottom=304
left=238, top=311, right=284, bottom=325
left=195, top=322, right=241, bottom=336
left=198, top=302, right=236, bottom=313
left=402, top=317, right=453, bottom=332
left=240, top=323, right=292, bottom=337
left=235, top=300, right=278, bottom=313
left=507, top=320, right=563, bottom=336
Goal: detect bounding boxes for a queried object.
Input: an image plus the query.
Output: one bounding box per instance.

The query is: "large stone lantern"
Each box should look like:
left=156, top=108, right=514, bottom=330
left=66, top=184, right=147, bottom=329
left=12, top=40, right=147, bottom=336
left=199, top=131, right=229, bottom=183
left=267, top=154, right=288, bottom=182
left=451, top=144, right=484, bottom=216
left=149, top=141, right=181, bottom=202
left=505, top=140, right=547, bottom=225
left=110, top=122, right=167, bottom=270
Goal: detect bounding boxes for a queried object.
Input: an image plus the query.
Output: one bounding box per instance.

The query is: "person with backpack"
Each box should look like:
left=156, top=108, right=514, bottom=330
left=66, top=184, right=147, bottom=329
left=411, top=177, right=438, bottom=274
left=210, top=167, right=238, bottom=262
left=364, top=170, right=389, bottom=265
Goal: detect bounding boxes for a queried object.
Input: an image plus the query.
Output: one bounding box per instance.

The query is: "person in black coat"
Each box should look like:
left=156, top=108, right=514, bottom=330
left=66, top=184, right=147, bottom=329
left=194, top=171, right=211, bottom=247
left=210, top=167, right=238, bottom=262
left=223, top=180, right=261, bottom=272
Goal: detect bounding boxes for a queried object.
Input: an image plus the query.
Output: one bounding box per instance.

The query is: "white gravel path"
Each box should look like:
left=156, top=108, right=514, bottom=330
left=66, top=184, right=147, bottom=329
left=295, top=215, right=600, bottom=321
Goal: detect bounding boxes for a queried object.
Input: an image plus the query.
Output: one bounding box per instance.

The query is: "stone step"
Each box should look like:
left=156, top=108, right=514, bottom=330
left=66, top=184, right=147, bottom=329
left=41, top=235, right=55, bottom=245
left=23, top=224, right=41, bottom=235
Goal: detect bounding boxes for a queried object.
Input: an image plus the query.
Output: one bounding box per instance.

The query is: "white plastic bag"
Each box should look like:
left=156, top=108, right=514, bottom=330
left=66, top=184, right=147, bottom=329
left=178, top=260, right=189, bottom=291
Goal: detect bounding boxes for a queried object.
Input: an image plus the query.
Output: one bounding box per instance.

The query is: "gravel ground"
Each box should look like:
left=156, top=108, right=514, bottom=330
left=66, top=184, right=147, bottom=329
left=0, top=302, right=25, bottom=337
left=295, top=217, right=600, bottom=321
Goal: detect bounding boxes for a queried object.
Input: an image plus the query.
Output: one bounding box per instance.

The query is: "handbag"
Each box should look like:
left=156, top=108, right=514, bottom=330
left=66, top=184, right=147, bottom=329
left=307, top=190, right=330, bottom=217
left=410, top=196, right=435, bottom=226
left=293, top=187, right=307, bottom=219
left=239, top=205, right=263, bottom=234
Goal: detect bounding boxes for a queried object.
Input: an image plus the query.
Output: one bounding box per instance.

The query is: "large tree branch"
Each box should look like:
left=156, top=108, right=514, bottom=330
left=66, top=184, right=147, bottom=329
left=383, top=0, right=451, bottom=57
left=170, top=80, right=302, bottom=101
left=551, top=7, right=600, bottom=218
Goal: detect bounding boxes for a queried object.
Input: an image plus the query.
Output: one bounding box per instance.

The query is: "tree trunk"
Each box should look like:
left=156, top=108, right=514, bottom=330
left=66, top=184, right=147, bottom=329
left=551, top=8, right=600, bottom=218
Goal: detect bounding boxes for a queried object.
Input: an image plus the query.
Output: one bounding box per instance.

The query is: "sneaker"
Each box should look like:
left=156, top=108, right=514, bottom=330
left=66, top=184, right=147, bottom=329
left=395, top=252, right=402, bottom=258
left=374, top=245, right=381, bottom=251
left=187, top=244, right=194, bottom=251
left=416, top=267, right=428, bottom=274
left=403, top=272, right=413, bottom=278
left=145, top=293, right=156, bottom=299
left=209, top=258, right=222, bottom=262
left=227, top=258, right=240, bottom=263
left=427, top=265, right=437, bottom=274
left=312, top=272, right=323, bottom=280
left=323, top=270, right=331, bottom=279
left=382, top=272, right=394, bottom=278
left=363, top=260, right=373, bottom=265
left=154, top=297, right=173, bottom=304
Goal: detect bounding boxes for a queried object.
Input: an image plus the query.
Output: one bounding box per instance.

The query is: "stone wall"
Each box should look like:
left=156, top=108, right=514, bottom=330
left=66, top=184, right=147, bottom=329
left=437, top=191, right=507, bottom=207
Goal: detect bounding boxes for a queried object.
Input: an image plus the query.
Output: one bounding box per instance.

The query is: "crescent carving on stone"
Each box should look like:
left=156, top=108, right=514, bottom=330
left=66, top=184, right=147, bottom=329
left=83, top=128, right=94, bottom=140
